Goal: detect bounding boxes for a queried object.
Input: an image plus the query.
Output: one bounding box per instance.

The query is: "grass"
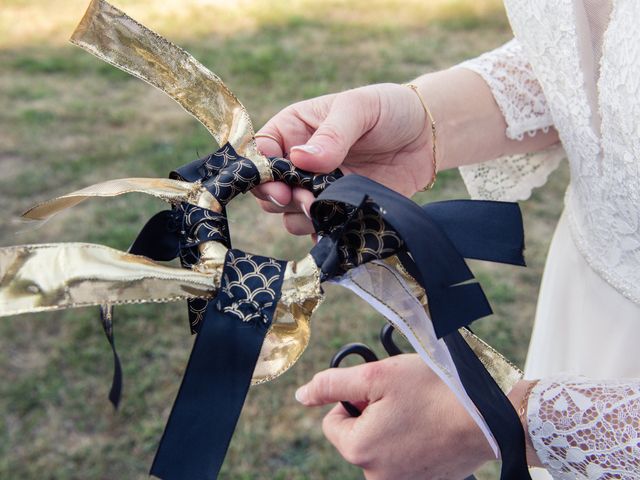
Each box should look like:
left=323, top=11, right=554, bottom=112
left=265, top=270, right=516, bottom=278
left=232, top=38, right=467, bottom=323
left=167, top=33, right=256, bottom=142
left=0, top=1, right=568, bottom=478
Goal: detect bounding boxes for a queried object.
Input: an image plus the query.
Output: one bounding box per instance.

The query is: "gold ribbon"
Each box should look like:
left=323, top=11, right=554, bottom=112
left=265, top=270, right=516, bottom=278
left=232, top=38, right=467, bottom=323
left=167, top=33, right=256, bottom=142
left=1, top=0, right=520, bottom=391
left=0, top=240, right=323, bottom=384
left=0, top=243, right=218, bottom=316
left=72, top=0, right=252, bottom=160
left=22, top=178, right=221, bottom=221
left=71, top=0, right=270, bottom=175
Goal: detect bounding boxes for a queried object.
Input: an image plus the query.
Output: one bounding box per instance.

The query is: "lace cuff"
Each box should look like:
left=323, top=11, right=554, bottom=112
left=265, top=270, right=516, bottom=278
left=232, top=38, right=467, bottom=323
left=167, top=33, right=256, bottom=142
left=527, top=375, right=640, bottom=479
left=458, top=147, right=564, bottom=201
left=458, top=38, right=552, bottom=141
left=457, top=39, right=564, bottom=201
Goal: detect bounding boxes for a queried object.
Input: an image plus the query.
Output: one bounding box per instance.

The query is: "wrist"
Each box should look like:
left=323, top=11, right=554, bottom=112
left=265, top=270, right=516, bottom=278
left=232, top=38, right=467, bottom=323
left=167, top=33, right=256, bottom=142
left=454, top=400, right=496, bottom=468
left=507, top=379, right=543, bottom=467
left=402, top=82, right=438, bottom=191
left=407, top=73, right=448, bottom=166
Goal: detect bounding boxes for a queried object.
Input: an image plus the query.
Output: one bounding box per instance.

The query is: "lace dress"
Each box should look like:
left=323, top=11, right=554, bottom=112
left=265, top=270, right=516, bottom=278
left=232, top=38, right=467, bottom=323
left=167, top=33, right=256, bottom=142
left=458, top=0, right=640, bottom=477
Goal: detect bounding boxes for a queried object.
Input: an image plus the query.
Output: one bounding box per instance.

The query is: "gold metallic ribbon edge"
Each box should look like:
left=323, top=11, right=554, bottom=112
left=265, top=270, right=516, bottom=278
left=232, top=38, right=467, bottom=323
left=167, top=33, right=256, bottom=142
left=70, top=0, right=264, bottom=165
left=0, top=240, right=323, bottom=385
left=0, top=242, right=219, bottom=316
left=21, top=178, right=218, bottom=221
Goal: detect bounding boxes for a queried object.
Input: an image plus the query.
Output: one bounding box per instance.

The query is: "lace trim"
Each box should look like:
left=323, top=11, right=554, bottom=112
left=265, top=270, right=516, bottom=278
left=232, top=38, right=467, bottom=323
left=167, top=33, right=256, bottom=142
left=565, top=191, right=640, bottom=306
left=457, top=39, right=562, bottom=202
left=503, top=0, right=640, bottom=304
left=459, top=145, right=564, bottom=202
left=528, top=374, right=640, bottom=479
left=458, top=39, right=554, bottom=141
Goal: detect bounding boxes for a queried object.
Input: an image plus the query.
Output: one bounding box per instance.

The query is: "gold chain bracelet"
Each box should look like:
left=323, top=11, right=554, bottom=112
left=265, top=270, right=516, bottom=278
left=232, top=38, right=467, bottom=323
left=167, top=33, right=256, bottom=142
left=403, top=83, right=438, bottom=191
left=518, top=380, right=539, bottom=434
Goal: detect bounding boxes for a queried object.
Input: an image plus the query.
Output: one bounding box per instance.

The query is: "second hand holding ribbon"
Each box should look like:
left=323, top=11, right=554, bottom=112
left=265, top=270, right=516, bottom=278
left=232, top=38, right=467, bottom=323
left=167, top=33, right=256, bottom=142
left=0, top=1, right=533, bottom=478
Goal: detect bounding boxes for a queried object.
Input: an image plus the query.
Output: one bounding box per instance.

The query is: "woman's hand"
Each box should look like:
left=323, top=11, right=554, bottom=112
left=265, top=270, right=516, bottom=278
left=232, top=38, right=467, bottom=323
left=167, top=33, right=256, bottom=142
left=253, top=83, right=434, bottom=235
left=295, top=354, right=495, bottom=480
left=253, top=69, right=560, bottom=237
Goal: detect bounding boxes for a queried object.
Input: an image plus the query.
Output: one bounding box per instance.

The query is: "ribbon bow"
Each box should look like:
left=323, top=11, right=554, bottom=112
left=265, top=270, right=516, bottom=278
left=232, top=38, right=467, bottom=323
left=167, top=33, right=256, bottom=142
left=0, top=1, right=533, bottom=479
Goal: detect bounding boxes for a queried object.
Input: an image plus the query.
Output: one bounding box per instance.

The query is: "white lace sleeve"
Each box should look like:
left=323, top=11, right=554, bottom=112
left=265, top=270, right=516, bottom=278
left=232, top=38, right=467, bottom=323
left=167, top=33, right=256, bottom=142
left=456, top=39, right=565, bottom=201
left=527, top=375, right=640, bottom=479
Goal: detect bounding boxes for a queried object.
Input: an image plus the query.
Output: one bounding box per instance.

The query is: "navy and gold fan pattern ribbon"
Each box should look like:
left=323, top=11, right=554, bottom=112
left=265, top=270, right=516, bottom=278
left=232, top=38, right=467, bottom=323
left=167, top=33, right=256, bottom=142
left=151, top=251, right=286, bottom=480
left=0, top=1, right=533, bottom=479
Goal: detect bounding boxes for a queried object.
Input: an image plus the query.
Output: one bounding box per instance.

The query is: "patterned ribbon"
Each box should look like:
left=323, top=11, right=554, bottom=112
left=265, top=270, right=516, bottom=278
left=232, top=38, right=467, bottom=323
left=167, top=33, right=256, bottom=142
left=310, top=175, right=525, bottom=338
left=151, top=250, right=286, bottom=480
left=129, top=151, right=530, bottom=479
left=308, top=175, right=531, bottom=480
left=130, top=202, right=230, bottom=332
left=0, top=1, right=534, bottom=476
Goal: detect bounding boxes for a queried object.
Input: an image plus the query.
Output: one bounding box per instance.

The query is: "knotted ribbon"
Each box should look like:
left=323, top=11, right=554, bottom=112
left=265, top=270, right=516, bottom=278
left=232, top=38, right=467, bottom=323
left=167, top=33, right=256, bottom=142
left=116, top=147, right=530, bottom=479
left=310, top=175, right=525, bottom=338
left=307, top=174, right=530, bottom=479
left=0, top=1, right=535, bottom=477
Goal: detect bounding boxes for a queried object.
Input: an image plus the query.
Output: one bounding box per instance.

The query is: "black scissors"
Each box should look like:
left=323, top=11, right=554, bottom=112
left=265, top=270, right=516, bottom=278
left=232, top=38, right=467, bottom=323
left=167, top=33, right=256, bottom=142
left=330, top=323, right=403, bottom=417
left=330, top=323, right=477, bottom=480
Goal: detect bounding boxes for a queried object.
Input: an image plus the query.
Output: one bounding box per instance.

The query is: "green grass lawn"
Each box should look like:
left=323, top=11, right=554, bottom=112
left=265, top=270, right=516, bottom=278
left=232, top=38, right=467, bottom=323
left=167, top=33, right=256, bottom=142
left=0, top=1, right=568, bottom=478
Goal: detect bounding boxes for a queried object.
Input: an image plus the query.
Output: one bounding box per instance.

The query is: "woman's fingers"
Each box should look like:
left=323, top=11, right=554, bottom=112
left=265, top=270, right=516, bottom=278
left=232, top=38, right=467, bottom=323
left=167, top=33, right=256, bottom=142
left=282, top=212, right=315, bottom=235
left=295, top=363, right=383, bottom=407
left=255, top=131, right=284, bottom=158
left=291, top=187, right=315, bottom=218
left=253, top=128, right=291, bottom=205
left=252, top=92, right=364, bottom=216
left=290, top=88, right=379, bottom=173
left=256, top=198, right=301, bottom=214
left=322, top=404, right=379, bottom=468
left=321, top=404, right=358, bottom=459
left=253, top=181, right=293, bottom=206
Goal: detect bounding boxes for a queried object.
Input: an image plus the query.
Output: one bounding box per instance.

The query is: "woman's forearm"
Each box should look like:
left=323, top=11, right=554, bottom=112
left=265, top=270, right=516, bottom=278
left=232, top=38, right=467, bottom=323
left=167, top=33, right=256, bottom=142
left=410, top=68, right=560, bottom=170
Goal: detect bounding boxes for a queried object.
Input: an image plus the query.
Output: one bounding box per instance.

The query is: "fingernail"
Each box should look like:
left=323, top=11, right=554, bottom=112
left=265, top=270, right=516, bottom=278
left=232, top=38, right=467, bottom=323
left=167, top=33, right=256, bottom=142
left=295, top=385, right=308, bottom=404
left=291, top=144, right=321, bottom=155
left=301, top=203, right=311, bottom=220
left=268, top=195, right=286, bottom=208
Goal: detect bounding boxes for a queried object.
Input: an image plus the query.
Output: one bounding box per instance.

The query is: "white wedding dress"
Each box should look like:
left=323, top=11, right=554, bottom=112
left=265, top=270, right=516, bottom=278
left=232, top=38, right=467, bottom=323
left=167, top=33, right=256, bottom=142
left=457, top=0, right=640, bottom=478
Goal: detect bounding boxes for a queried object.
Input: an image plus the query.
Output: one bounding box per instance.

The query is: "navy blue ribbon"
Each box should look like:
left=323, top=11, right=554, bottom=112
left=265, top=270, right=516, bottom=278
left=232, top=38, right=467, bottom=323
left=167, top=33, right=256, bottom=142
left=310, top=175, right=530, bottom=480
left=310, top=175, right=525, bottom=338
left=100, top=146, right=530, bottom=479
left=129, top=204, right=230, bottom=334
left=444, top=330, right=530, bottom=480
left=150, top=250, right=286, bottom=480
left=98, top=304, right=123, bottom=409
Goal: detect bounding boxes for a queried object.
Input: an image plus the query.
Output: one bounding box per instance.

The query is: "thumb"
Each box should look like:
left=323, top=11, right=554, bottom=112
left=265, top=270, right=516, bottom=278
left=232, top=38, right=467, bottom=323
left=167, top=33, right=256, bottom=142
left=295, top=363, right=379, bottom=407
left=290, top=89, right=378, bottom=173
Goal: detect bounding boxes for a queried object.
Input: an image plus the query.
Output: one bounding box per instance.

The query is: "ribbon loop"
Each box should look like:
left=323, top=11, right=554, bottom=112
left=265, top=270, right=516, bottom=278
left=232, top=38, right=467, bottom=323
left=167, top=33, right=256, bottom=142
left=174, top=143, right=343, bottom=202
left=310, top=199, right=403, bottom=280
left=171, top=144, right=240, bottom=183
left=179, top=203, right=230, bottom=263
left=310, top=175, right=525, bottom=338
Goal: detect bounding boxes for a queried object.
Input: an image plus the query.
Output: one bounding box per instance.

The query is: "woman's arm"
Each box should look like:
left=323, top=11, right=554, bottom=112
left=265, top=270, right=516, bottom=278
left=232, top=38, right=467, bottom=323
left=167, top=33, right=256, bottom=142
left=524, top=375, right=640, bottom=479
left=296, top=355, right=640, bottom=479
left=253, top=42, right=559, bottom=235
left=407, top=67, right=558, bottom=172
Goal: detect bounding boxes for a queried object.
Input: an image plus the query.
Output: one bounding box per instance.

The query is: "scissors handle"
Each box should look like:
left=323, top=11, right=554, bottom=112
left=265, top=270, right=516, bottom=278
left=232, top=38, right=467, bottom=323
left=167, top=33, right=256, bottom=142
left=379, top=323, right=402, bottom=356
left=329, top=324, right=403, bottom=417
left=329, top=343, right=379, bottom=417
